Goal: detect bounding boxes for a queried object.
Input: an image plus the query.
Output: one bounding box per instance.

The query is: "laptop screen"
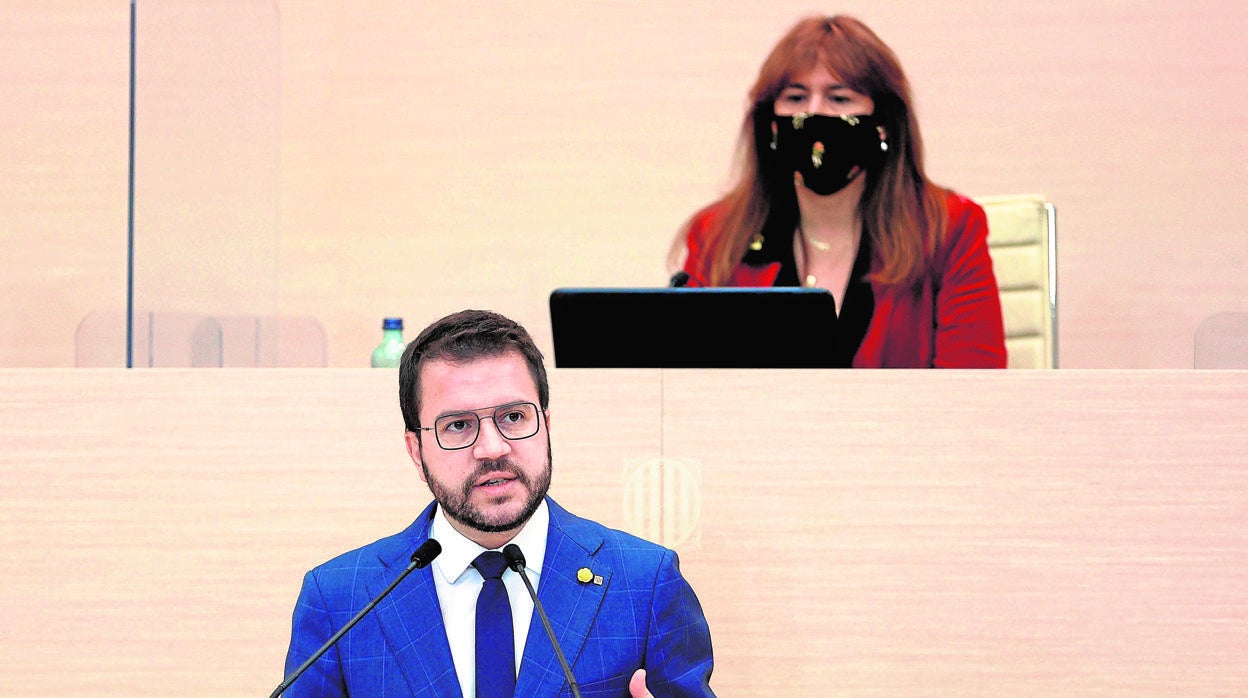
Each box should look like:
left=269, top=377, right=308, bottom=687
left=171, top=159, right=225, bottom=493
left=548, top=287, right=841, bottom=368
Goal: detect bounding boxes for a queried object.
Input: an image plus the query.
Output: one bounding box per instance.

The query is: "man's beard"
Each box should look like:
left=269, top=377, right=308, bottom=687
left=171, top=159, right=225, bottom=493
left=421, top=436, right=552, bottom=534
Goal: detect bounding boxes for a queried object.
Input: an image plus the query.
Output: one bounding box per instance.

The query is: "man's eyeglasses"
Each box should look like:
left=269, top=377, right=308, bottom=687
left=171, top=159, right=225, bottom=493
left=419, top=401, right=541, bottom=451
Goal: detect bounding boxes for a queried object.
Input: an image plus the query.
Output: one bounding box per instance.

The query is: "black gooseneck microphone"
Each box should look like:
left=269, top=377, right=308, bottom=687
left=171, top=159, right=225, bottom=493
left=669, top=271, right=691, bottom=287
left=502, top=543, right=582, bottom=698
left=270, top=539, right=442, bottom=698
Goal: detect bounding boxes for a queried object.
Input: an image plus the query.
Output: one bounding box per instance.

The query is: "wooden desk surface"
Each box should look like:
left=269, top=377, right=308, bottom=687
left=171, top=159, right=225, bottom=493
left=1, top=369, right=1245, bottom=696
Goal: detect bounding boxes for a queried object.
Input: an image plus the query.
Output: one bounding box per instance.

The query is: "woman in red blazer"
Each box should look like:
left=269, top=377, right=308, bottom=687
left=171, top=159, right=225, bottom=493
left=673, top=15, right=1006, bottom=368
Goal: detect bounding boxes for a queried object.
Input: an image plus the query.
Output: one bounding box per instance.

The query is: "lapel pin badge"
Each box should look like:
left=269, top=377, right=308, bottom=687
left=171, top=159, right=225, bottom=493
left=576, top=567, right=593, bottom=583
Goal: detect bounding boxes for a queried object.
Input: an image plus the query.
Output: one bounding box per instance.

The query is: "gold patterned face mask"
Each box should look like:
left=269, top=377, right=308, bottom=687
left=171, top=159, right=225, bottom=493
left=766, top=112, right=887, bottom=196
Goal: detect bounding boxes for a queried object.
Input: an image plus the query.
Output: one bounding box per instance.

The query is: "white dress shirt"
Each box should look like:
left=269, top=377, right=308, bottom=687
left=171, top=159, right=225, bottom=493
left=428, top=500, right=549, bottom=698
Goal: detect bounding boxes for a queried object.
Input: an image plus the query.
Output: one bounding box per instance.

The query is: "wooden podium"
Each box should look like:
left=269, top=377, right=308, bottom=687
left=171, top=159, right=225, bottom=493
left=1, top=369, right=1245, bottom=695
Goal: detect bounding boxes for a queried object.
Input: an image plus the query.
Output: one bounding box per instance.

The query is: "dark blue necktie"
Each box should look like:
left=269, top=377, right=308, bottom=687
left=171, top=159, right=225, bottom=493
left=472, top=551, right=515, bottom=698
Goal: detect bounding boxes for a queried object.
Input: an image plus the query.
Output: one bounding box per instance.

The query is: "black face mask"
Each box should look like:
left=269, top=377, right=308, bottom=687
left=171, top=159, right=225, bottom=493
left=763, top=112, right=889, bottom=196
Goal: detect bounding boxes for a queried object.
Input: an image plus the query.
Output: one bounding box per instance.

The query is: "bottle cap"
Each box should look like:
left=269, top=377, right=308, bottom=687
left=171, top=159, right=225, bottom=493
left=382, top=317, right=403, bottom=330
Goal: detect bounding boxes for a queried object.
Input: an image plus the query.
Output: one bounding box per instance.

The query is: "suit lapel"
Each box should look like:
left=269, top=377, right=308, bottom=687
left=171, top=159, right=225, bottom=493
left=515, top=500, right=610, bottom=697
left=367, top=503, right=464, bottom=698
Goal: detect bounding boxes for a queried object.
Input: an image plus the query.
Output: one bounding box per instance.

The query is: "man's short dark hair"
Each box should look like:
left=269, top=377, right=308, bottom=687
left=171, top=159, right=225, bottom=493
left=398, top=309, right=549, bottom=433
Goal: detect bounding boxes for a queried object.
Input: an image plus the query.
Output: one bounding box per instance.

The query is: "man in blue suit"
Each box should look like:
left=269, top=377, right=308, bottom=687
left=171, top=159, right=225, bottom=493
left=279, top=309, right=715, bottom=697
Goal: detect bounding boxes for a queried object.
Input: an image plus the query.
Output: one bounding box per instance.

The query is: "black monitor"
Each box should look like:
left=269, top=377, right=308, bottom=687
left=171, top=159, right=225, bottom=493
left=548, top=287, right=841, bottom=368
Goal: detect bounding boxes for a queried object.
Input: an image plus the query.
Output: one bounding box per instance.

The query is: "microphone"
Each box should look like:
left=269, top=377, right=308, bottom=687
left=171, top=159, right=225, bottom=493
left=503, top=544, right=581, bottom=698
left=270, top=539, right=442, bottom=698
left=669, top=271, right=690, bottom=287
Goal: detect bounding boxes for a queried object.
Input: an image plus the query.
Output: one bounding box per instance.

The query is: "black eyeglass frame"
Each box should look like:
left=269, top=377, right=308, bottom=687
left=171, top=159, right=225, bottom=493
left=417, top=400, right=542, bottom=451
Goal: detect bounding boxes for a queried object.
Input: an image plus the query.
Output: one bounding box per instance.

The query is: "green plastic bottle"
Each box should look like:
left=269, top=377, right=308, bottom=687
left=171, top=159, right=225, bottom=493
left=370, top=317, right=406, bottom=368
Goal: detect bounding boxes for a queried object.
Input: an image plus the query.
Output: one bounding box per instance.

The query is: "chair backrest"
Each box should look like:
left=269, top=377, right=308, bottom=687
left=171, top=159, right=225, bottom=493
left=1194, top=312, right=1248, bottom=368
left=216, top=314, right=328, bottom=367
left=76, top=311, right=224, bottom=367
left=75, top=311, right=326, bottom=367
left=978, top=194, right=1058, bottom=368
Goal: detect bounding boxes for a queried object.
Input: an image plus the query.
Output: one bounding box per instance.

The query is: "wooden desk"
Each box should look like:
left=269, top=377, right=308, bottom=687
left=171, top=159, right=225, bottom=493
left=1, top=369, right=1245, bottom=695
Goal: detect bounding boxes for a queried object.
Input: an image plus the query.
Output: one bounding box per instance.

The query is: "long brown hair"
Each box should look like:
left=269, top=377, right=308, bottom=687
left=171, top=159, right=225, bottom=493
left=677, top=15, right=947, bottom=287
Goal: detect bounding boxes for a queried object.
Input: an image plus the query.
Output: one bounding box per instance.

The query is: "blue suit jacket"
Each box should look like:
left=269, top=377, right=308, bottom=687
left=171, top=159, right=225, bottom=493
left=281, top=498, right=715, bottom=697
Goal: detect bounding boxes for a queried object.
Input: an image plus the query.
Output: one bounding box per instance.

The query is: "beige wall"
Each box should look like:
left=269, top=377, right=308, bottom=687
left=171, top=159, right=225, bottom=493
left=3, top=2, right=1247, bottom=367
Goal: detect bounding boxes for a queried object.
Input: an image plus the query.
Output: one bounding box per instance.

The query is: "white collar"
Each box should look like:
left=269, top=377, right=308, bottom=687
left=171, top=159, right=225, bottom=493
left=429, top=498, right=550, bottom=584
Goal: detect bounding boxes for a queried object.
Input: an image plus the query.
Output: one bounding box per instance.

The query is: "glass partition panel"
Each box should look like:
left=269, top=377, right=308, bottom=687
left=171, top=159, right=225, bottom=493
left=131, top=1, right=282, bottom=366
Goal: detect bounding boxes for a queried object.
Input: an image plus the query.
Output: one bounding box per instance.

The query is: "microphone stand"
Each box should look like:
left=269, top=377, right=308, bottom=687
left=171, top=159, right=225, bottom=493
left=270, top=540, right=442, bottom=698
left=504, top=544, right=582, bottom=698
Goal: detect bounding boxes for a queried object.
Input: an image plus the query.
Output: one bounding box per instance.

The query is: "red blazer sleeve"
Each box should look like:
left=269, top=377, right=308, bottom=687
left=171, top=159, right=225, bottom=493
left=931, top=194, right=1007, bottom=367
left=680, top=207, right=716, bottom=287
left=681, top=205, right=782, bottom=288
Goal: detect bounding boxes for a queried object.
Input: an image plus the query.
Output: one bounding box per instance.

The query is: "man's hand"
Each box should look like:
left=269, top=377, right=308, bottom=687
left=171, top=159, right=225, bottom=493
left=629, top=668, right=653, bottom=698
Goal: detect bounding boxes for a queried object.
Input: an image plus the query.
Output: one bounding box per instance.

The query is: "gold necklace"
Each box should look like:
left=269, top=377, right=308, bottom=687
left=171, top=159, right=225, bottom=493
left=796, top=225, right=827, bottom=287
left=798, top=223, right=832, bottom=253
left=797, top=228, right=823, bottom=287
